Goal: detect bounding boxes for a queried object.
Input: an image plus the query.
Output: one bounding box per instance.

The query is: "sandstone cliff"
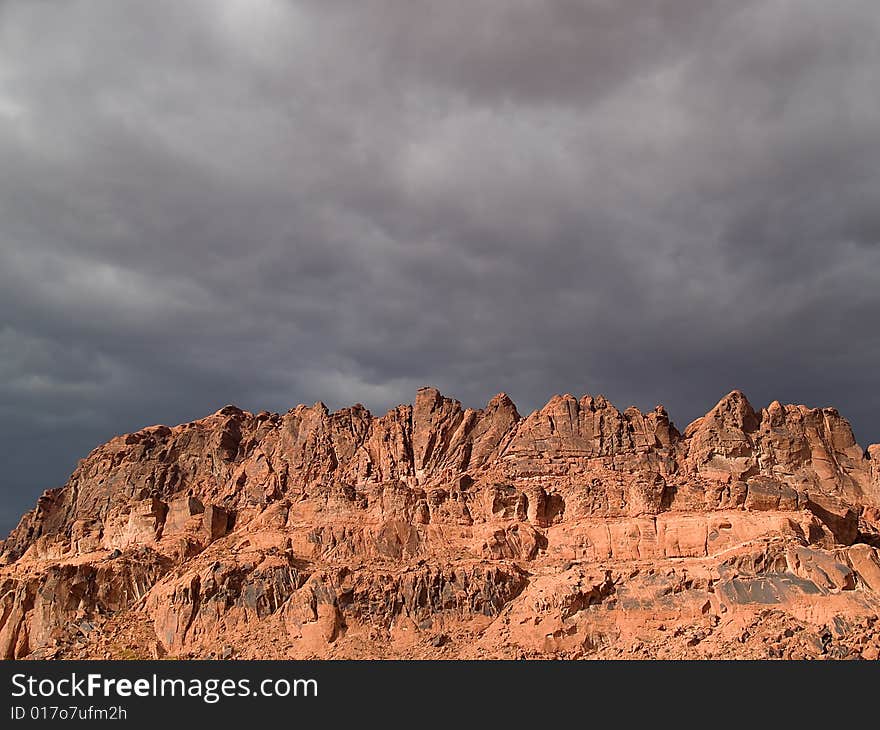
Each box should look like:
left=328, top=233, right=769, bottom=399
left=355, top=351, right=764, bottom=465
left=3, top=387, right=880, bottom=659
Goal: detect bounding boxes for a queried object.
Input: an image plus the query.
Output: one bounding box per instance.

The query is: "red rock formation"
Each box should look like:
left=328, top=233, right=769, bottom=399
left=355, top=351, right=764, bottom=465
left=2, top=388, right=880, bottom=660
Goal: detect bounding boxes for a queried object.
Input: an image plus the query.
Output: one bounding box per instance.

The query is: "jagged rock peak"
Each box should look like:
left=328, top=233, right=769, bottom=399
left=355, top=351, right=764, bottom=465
left=3, top=385, right=880, bottom=661
left=486, top=392, right=519, bottom=416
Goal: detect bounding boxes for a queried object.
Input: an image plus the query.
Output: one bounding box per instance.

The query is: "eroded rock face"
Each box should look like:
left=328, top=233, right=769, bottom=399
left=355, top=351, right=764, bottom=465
left=0, top=550, right=170, bottom=659
left=2, top=387, right=880, bottom=660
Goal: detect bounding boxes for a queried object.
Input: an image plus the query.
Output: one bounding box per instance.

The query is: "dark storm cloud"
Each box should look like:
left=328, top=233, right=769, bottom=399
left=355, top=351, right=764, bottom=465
left=1, top=0, right=879, bottom=532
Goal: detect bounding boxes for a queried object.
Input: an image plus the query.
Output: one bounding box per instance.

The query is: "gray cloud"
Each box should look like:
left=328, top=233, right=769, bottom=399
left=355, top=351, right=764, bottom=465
left=1, top=0, right=879, bottom=532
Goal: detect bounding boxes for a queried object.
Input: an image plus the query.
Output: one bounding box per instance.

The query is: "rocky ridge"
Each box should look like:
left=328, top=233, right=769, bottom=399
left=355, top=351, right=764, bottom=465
left=2, top=387, right=880, bottom=659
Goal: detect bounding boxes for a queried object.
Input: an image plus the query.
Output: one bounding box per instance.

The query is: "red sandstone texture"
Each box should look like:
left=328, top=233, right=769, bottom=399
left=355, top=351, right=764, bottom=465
left=3, top=387, right=880, bottom=660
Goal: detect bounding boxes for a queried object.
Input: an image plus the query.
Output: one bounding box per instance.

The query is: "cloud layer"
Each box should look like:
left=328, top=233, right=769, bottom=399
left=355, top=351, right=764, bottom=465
left=2, top=0, right=879, bottom=532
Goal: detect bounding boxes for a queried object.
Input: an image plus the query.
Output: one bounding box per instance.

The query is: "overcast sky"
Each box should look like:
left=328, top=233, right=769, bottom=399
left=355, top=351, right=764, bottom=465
left=1, top=1, right=879, bottom=533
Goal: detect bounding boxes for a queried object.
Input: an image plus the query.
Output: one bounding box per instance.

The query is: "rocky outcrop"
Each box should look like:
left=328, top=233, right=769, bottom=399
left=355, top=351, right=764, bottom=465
left=2, top=387, right=880, bottom=659
left=0, top=550, right=170, bottom=659
left=684, top=392, right=875, bottom=501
